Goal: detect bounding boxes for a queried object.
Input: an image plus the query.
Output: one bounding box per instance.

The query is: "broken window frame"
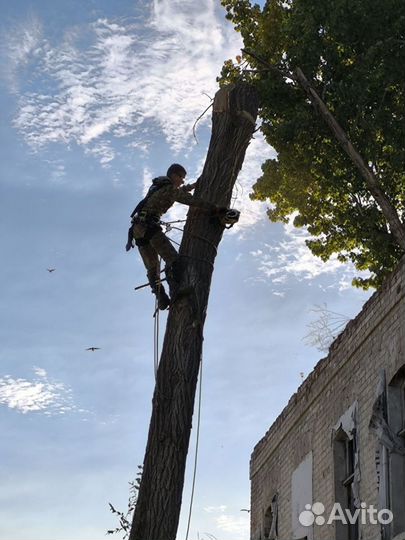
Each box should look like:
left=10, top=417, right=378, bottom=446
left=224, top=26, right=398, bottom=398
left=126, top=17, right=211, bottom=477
left=332, top=402, right=360, bottom=540
left=386, top=367, right=405, bottom=538
left=334, top=428, right=359, bottom=540
left=397, top=379, right=405, bottom=439
left=263, top=493, right=278, bottom=540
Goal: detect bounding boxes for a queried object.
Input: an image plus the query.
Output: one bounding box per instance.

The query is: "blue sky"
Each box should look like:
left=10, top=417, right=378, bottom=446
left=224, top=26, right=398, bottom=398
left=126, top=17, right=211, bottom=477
left=0, top=1, right=371, bottom=539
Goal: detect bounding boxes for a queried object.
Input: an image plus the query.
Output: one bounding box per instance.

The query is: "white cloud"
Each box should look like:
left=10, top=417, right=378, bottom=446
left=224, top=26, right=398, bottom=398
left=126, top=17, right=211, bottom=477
left=216, top=513, right=249, bottom=536
left=84, top=141, right=115, bottom=167
left=201, top=506, right=249, bottom=540
left=0, top=14, right=43, bottom=93
left=5, top=2, right=276, bottom=233
left=9, top=1, right=243, bottom=163
left=142, top=166, right=153, bottom=196
left=250, top=215, right=370, bottom=289
left=204, top=505, right=227, bottom=513
left=44, top=159, right=66, bottom=182
left=229, top=132, right=276, bottom=231
left=0, top=368, right=78, bottom=415
left=33, top=366, right=47, bottom=378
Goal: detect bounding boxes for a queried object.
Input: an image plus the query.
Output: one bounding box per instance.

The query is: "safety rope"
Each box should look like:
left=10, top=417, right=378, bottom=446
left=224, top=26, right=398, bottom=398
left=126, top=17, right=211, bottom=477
left=231, top=178, right=243, bottom=209
left=153, top=258, right=162, bottom=379
left=161, top=220, right=183, bottom=248
left=166, top=236, right=181, bottom=247
left=185, top=358, right=203, bottom=540
left=153, top=302, right=159, bottom=379
left=161, top=220, right=216, bottom=269
left=163, top=219, right=187, bottom=225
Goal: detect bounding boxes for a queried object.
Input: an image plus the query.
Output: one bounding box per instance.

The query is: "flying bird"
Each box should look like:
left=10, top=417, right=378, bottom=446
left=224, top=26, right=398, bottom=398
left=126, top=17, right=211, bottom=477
left=86, top=347, right=100, bottom=351
left=47, top=268, right=56, bottom=273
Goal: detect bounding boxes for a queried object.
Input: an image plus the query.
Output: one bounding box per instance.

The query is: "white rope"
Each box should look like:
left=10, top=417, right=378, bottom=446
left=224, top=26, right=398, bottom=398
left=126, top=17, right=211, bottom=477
left=185, top=359, right=203, bottom=540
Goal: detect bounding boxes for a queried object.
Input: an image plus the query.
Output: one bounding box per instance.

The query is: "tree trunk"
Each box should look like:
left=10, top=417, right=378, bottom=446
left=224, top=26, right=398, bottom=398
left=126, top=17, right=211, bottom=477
left=129, top=82, right=259, bottom=540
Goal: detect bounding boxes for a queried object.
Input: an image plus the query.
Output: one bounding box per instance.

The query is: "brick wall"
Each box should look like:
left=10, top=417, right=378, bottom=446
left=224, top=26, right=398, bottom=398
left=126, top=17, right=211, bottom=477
left=250, top=258, right=405, bottom=540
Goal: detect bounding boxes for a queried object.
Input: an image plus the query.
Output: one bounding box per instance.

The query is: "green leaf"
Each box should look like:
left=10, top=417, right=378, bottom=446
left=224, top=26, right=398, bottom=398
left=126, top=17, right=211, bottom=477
left=220, top=0, right=405, bottom=288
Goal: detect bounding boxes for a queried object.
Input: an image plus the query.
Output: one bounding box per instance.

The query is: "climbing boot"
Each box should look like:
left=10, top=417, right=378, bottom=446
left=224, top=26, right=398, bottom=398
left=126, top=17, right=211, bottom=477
left=152, top=284, right=170, bottom=310
left=166, top=258, right=185, bottom=296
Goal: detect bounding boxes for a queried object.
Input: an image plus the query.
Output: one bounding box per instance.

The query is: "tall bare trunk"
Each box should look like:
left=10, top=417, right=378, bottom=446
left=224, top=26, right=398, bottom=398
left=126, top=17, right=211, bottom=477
left=129, top=82, right=259, bottom=540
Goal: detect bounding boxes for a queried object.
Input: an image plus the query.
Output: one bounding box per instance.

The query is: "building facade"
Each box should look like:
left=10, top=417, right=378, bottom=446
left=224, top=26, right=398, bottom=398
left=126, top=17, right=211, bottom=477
left=250, top=259, right=405, bottom=540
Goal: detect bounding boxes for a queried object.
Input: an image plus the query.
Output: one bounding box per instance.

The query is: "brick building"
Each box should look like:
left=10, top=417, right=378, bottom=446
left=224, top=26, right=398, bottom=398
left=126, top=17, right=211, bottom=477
left=250, top=259, right=405, bottom=540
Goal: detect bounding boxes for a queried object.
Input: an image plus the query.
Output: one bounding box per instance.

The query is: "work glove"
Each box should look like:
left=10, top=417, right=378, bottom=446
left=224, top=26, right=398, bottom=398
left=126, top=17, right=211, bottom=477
left=184, top=182, right=197, bottom=192
left=184, top=177, right=200, bottom=191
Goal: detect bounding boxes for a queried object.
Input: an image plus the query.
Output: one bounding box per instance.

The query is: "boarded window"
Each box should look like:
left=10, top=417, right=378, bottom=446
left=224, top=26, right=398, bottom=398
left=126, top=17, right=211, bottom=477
left=291, top=452, right=313, bottom=540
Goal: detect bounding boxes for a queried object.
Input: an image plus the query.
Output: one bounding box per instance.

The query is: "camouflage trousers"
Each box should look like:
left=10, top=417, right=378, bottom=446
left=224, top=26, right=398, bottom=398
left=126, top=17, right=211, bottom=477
left=132, top=221, right=178, bottom=289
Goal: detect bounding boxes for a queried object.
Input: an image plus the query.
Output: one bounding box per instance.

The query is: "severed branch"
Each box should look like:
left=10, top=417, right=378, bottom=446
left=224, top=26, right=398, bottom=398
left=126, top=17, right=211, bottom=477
left=242, top=48, right=405, bottom=251
left=192, top=102, right=213, bottom=143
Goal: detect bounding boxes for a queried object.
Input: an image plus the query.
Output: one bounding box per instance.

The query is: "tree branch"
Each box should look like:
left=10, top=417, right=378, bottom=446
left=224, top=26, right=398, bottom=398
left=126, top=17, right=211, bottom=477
left=295, top=67, right=405, bottom=250
left=242, top=48, right=405, bottom=251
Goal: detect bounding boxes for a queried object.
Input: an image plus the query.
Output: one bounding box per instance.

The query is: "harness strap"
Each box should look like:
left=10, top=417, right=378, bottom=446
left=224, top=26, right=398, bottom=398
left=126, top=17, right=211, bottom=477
left=130, top=177, right=171, bottom=219
left=134, top=211, right=160, bottom=225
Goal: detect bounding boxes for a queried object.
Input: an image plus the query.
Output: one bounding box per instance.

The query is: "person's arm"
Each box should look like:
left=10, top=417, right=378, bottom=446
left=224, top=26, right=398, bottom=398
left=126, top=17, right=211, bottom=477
left=175, top=187, right=213, bottom=211
left=184, top=181, right=198, bottom=192
left=175, top=188, right=228, bottom=216
left=183, top=176, right=201, bottom=192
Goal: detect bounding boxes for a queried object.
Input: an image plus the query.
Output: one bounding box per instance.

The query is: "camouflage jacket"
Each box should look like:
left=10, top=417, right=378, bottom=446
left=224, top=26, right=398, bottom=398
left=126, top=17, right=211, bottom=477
left=132, top=176, right=214, bottom=219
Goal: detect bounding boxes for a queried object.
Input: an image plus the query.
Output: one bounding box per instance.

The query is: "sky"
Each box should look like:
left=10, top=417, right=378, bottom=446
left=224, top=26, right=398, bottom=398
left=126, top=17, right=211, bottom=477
left=0, top=1, right=372, bottom=540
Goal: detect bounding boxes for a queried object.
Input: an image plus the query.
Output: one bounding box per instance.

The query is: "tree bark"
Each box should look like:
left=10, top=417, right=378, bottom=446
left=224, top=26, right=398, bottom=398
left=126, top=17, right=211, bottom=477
left=129, top=82, right=259, bottom=540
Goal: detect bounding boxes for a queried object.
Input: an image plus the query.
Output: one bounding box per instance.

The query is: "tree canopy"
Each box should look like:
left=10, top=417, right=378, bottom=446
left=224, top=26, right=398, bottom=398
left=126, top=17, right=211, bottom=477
left=221, top=0, right=405, bottom=288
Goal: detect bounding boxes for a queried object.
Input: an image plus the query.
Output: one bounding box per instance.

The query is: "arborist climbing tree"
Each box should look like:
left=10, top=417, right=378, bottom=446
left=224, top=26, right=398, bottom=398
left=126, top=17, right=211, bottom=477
left=126, top=163, right=228, bottom=310
left=128, top=82, right=259, bottom=540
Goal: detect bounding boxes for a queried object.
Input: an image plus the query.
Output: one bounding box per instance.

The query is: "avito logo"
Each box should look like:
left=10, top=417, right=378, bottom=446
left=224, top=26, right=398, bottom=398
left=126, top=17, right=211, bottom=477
left=299, top=502, right=393, bottom=526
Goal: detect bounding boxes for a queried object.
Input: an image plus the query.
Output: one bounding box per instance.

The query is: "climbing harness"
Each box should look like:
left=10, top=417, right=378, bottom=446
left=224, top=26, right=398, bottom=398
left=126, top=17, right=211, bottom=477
left=132, top=209, right=237, bottom=292
left=136, top=211, right=161, bottom=225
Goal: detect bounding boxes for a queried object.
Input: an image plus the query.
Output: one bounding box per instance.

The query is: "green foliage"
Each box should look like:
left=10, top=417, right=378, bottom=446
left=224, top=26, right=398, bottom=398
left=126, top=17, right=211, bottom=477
left=221, top=0, right=405, bottom=288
